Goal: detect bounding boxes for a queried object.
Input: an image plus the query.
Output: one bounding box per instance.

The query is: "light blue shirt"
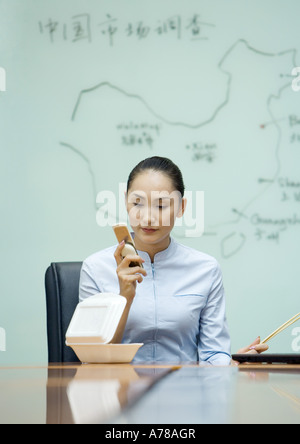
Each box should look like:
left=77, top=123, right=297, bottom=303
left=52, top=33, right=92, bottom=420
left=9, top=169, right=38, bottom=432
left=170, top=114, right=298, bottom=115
left=79, top=238, right=231, bottom=365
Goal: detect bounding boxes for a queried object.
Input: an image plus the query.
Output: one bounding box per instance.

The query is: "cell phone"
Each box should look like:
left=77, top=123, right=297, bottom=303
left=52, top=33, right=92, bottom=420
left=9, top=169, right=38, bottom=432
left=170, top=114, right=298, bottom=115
left=113, top=224, right=143, bottom=268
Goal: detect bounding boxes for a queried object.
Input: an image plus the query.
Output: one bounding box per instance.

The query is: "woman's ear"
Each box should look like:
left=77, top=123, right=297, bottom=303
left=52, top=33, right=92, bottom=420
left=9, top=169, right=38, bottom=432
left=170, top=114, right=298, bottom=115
left=177, top=197, right=187, bottom=218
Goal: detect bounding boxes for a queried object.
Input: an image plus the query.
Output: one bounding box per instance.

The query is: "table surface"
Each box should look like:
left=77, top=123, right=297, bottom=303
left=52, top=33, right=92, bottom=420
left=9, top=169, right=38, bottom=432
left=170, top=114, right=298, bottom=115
left=1, top=363, right=300, bottom=424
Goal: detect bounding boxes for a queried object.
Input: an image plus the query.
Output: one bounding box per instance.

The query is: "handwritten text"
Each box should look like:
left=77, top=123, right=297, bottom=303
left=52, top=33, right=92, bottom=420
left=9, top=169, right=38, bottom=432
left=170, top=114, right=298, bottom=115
left=38, top=13, right=216, bottom=47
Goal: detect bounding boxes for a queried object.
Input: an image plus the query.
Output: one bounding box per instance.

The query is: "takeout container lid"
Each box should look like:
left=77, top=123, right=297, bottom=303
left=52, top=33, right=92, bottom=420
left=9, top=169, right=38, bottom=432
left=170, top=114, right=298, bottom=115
left=66, top=293, right=127, bottom=346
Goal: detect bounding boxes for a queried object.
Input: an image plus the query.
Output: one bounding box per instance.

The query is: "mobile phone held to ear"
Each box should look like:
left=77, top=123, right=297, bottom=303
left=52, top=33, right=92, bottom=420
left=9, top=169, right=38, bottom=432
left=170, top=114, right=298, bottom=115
left=113, top=224, right=143, bottom=268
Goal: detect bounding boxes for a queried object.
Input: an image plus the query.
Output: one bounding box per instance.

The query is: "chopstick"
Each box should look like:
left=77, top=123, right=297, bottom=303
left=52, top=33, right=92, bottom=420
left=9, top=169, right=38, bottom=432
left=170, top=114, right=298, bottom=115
left=261, top=312, right=300, bottom=344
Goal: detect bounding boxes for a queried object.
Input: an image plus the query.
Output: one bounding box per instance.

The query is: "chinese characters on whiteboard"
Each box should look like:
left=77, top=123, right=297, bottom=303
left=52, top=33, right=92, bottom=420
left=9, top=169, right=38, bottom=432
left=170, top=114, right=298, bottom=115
left=38, top=13, right=216, bottom=46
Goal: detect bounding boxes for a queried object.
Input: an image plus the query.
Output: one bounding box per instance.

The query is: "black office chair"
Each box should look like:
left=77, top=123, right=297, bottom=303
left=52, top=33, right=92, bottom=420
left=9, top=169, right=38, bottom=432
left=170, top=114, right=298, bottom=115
left=45, top=262, right=83, bottom=363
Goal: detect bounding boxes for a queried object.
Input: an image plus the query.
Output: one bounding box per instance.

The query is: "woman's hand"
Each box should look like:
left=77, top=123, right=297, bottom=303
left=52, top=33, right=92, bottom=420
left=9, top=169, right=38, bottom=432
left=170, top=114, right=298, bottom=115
left=114, top=241, right=147, bottom=303
left=237, top=336, right=269, bottom=355
left=111, top=241, right=147, bottom=344
left=232, top=336, right=269, bottom=366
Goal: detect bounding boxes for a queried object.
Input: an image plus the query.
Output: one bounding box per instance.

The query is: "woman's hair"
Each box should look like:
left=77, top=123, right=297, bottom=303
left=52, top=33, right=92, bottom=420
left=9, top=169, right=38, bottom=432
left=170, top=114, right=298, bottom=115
left=127, top=156, right=185, bottom=197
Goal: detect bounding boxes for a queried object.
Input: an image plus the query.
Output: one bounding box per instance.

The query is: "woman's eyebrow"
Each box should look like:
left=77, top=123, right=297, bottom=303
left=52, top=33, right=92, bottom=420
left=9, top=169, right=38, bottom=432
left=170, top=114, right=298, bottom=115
left=131, top=193, right=145, bottom=199
left=130, top=193, right=173, bottom=201
left=128, top=193, right=146, bottom=202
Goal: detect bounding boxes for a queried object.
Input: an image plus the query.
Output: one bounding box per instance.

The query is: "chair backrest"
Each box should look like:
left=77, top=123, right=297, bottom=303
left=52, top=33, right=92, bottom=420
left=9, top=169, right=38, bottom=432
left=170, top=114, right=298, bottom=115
left=45, top=262, right=83, bottom=363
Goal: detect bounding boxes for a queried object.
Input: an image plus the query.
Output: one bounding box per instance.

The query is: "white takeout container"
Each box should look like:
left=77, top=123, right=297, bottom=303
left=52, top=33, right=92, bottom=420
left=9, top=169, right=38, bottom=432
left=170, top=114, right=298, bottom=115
left=65, top=293, right=143, bottom=363
left=67, top=343, right=144, bottom=364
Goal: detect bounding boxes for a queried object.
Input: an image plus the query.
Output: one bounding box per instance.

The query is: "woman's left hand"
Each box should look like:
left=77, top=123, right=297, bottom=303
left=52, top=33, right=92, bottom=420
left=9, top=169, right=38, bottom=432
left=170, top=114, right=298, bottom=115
left=237, top=336, right=269, bottom=355
left=231, top=336, right=269, bottom=366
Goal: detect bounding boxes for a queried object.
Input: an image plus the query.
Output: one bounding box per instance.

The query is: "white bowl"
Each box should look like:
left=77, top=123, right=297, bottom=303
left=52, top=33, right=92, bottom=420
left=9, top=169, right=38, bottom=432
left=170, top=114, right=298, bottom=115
left=69, top=343, right=144, bottom=364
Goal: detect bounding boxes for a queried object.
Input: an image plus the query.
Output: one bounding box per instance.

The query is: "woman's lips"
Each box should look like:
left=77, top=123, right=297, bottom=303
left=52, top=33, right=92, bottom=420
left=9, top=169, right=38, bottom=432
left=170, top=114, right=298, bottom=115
left=141, top=228, right=158, bottom=234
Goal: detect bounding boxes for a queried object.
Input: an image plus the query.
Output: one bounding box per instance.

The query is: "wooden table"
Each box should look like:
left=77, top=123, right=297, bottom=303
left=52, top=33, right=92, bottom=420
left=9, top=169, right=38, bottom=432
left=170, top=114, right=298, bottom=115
left=0, top=363, right=300, bottom=424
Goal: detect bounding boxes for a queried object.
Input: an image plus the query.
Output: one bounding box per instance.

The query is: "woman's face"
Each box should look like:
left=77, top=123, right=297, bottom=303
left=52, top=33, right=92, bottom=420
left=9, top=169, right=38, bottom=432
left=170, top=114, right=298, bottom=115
left=126, top=170, right=186, bottom=247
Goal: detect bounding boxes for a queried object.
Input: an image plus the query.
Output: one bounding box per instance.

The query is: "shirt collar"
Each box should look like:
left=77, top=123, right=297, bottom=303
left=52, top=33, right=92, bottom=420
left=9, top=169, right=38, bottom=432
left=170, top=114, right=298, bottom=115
left=136, top=237, right=177, bottom=264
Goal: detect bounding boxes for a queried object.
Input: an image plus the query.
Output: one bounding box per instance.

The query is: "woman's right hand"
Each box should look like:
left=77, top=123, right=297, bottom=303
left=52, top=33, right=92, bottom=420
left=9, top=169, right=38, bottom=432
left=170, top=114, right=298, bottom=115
left=114, top=241, right=147, bottom=303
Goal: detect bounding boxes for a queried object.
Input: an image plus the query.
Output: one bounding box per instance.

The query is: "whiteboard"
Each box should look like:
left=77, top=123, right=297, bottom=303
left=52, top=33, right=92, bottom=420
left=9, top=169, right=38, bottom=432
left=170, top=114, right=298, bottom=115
left=1, top=0, right=300, bottom=364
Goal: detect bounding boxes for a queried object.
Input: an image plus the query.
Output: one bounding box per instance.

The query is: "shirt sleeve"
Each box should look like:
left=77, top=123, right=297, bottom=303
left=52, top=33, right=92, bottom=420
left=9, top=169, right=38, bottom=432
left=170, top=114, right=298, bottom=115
left=198, top=262, right=232, bottom=366
left=78, top=260, right=101, bottom=302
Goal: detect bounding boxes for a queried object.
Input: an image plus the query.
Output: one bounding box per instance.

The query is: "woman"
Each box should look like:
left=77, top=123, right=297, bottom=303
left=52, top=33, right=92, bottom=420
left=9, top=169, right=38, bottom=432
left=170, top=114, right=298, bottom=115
left=79, top=156, right=268, bottom=364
